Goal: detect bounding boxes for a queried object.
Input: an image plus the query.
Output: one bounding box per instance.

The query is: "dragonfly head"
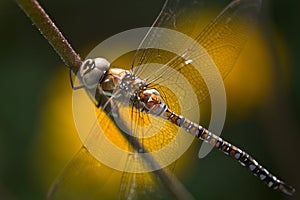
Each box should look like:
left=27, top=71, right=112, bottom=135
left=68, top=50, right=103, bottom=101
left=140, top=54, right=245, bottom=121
left=79, top=58, right=110, bottom=89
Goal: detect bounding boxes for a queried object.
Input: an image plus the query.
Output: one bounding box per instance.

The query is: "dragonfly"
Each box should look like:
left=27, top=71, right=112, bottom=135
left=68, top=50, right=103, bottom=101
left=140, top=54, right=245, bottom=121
left=48, top=0, right=295, bottom=199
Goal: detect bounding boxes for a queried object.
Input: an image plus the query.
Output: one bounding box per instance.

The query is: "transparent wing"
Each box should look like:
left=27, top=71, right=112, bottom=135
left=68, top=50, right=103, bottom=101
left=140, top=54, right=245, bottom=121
left=118, top=155, right=173, bottom=200
left=108, top=85, right=195, bottom=199
left=47, top=147, right=118, bottom=200
left=50, top=91, right=192, bottom=199
left=118, top=154, right=194, bottom=200
left=132, top=0, right=206, bottom=68
left=132, top=0, right=262, bottom=105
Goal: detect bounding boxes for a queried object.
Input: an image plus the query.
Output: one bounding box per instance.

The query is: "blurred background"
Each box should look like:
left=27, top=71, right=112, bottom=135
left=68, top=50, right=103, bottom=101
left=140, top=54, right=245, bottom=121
left=0, top=0, right=299, bottom=199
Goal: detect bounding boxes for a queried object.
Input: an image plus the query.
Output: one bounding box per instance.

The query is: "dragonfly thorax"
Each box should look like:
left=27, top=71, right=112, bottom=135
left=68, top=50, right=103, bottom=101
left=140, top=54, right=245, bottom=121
left=102, top=69, right=166, bottom=116
left=79, top=58, right=110, bottom=89
left=112, top=70, right=146, bottom=102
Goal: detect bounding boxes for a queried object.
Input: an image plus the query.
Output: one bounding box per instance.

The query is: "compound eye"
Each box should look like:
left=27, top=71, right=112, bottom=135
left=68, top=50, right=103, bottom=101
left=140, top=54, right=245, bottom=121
left=80, top=59, right=95, bottom=77
left=94, top=58, right=110, bottom=72
left=82, top=68, right=103, bottom=89
left=79, top=58, right=110, bottom=89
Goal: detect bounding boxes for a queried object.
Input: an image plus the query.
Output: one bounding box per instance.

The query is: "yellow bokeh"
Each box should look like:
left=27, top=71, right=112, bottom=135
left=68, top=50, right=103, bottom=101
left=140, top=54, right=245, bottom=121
left=225, top=30, right=273, bottom=116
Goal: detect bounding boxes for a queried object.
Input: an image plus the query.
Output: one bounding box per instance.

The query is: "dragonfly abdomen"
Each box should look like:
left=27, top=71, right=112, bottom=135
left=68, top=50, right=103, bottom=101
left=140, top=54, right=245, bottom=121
left=137, top=89, right=294, bottom=195
left=162, top=108, right=295, bottom=196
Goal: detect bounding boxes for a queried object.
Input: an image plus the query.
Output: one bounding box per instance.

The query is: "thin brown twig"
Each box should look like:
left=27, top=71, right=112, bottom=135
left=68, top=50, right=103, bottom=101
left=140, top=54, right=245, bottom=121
left=16, top=0, right=82, bottom=72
